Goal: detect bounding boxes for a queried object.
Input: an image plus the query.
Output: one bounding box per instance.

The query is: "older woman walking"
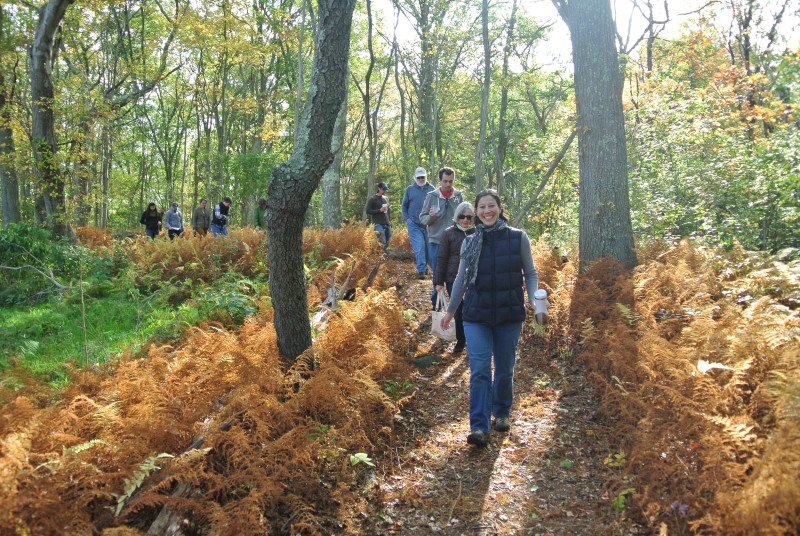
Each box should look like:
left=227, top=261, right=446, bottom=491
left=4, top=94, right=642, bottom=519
left=440, top=189, right=539, bottom=448
left=434, top=201, right=475, bottom=354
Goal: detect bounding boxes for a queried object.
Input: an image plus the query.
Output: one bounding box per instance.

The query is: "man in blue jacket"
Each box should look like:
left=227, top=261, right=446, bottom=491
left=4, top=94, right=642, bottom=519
left=402, top=167, right=435, bottom=279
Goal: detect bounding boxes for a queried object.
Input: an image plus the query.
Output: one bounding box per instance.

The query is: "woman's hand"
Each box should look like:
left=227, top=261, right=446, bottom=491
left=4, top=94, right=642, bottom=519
left=435, top=284, right=444, bottom=293
left=440, top=312, right=454, bottom=330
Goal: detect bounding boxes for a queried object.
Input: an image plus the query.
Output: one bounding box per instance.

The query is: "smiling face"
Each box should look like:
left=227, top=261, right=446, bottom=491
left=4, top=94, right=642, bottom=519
left=476, top=192, right=501, bottom=227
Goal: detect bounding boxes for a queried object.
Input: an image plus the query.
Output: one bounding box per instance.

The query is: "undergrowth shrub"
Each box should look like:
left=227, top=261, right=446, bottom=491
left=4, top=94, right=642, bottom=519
left=128, top=228, right=268, bottom=293
left=191, top=272, right=264, bottom=326
left=75, top=226, right=113, bottom=248
left=555, top=239, right=800, bottom=534
left=386, top=227, right=413, bottom=258
left=0, top=233, right=408, bottom=535
left=0, top=223, right=92, bottom=305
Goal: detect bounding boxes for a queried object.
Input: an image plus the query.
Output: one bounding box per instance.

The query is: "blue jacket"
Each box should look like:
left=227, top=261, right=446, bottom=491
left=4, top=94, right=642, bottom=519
left=401, top=182, right=435, bottom=225
left=462, top=227, right=526, bottom=326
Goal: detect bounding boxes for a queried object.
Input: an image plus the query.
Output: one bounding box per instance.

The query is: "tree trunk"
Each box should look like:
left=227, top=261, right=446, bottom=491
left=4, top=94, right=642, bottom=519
left=293, top=0, right=308, bottom=147
left=555, top=0, right=637, bottom=268
left=493, top=0, right=517, bottom=198
left=322, top=87, right=347, bottom=229
left=418, top=2, right=435, bottom=167
left=474, top=0, right=490, bottom=192
left=391, top=10, right=411, bottom=184
left=266, top=0, right=356, bottom=359
left=0, top=66, right=21, bottom=230
left=29, top=0, right=76, bottom=240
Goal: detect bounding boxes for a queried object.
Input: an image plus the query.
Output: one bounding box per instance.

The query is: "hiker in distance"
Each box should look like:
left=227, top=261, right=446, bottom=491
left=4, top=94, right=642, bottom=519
left=192, top=198, right=211, bottom=237
left=165, top=202, right=184, bottom=240
left=401, top=167, right=435, bottom=279
left=365, top=182, right=392, bottom=254
left=434, top=201, right=475, bottom=354
left=254, top=197, right=268, bottom=230
left=440, top=189, right=539, bottom=448
left=211, top=197, right=233, bottom=237
left=420, top=167, right=463, bottom=307
left=140, top=202, right=162, bottom=240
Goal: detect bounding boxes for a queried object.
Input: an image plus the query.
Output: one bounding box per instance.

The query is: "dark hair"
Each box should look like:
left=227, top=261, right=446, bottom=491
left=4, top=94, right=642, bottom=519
left=200, top=198, right=207, bottom=203
left=223, top=196, right=232, bottom=204
left=474, top=189, right=507, bottom=224
left=148, top=202, right=156, bottom=208
left=258, top=197, right=267, bottom=206
left=438, top=167, right=455, bottom=180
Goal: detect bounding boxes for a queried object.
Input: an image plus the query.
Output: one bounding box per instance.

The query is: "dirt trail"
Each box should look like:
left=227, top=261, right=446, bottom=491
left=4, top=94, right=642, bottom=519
left=361, top=260, right=644, bottom=536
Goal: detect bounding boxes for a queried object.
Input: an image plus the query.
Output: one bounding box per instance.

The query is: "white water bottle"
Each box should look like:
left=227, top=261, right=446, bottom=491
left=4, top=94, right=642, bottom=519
left=533, top=289, right=549, bottom=326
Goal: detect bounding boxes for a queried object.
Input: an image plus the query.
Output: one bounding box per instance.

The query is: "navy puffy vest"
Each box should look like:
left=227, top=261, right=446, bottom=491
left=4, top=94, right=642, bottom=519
left=462, top=227, right=526, bottom=326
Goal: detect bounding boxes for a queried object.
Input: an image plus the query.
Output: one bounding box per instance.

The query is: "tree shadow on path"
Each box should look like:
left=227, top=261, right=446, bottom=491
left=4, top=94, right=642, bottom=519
left=364, top=260, right=645, bottom=535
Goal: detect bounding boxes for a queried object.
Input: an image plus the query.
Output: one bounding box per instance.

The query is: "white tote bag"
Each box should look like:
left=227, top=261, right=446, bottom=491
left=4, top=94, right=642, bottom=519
left=431, top=291, right=456, bottom=341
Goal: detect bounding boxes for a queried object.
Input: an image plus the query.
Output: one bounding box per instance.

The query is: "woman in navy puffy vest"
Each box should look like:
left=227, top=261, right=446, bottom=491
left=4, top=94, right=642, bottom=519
left=440, top=189, right=539, bottom=448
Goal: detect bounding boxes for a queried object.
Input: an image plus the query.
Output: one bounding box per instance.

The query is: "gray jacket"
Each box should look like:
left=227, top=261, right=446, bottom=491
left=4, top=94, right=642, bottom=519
left=419, top=189, right=463, bottom=244
left=165, top=209, right=183, bottom=231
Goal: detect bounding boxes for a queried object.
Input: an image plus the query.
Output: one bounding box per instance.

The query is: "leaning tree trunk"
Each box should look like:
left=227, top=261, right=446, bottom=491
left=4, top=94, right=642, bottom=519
left=555, top=0, right=637, bottom=268
left=266, top=0, right=356, bottom=359
left=29, top=0, right=75, bottom=240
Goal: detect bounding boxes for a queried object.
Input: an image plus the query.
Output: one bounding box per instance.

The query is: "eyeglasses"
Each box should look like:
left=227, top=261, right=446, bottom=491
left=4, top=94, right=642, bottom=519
left=458, top=214, right=473, bottom=220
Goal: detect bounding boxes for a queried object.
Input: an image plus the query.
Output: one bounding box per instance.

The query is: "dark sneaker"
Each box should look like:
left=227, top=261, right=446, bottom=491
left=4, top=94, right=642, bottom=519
left=453, top=341, right=465, bottom=354
left=467, top=430, right=489, bottom=447
left=494, top=417, right=510, bottom=432
left=417, top=272, right=427, bottom=280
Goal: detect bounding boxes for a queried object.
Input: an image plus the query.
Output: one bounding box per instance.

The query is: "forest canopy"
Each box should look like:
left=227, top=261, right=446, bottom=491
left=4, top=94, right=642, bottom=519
left=0, top=0, right=798, bottom=252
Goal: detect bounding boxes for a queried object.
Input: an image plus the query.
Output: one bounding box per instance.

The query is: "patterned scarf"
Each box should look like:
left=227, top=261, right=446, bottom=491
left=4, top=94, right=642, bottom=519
left=462, top=219, right=508, bottom=287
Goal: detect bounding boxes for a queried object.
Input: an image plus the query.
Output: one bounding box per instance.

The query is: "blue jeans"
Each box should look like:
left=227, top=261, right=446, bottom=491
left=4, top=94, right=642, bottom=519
left=407, top=220, right=428, bottom=273
left=464, top=321, right=523, bottom=433
left=428, top=241, right=440, bottom=306
left=211, top=223, right=228, bottom=237
left=374, top=224, right=392, bottom=251
left=146, top=228, right=158, bottom=240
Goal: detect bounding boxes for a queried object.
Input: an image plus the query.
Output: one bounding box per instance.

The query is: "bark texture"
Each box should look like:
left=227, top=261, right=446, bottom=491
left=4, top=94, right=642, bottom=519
left=29, top=0, right=76, bottom=239
left=0, top=67, right=21, bottom=230
left=322, top=92, right=347, bottom=229
left=266, top=0, right=356, bottom=359
left=556, top=0, right=637, bottom=268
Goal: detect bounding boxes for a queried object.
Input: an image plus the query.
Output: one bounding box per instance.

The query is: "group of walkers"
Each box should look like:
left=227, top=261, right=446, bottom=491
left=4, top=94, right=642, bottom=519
left=143, top=173, right=539, bottom=450
left=366, top=167, right=540, bottom=449
left=140, top=196, right=258, bottom=240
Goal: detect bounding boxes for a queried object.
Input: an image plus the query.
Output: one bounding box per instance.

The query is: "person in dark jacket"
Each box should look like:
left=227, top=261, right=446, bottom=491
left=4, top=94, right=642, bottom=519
left=211, top=197, right=232, bottom=237
left=140, top=202, right=162, bottom=240
left=434, top=201, right=474, bottom=353
left=440, top=189, right=539, bottom=448
left=192, top=199, right=211, bottom=237
left=365, top=182, right=391, bottom=253
left=254, top=197, right=268, bottom=230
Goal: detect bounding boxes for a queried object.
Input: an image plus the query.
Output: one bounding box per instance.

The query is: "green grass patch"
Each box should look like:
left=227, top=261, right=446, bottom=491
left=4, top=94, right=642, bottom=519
left=0, top=288, right=201, bottom=385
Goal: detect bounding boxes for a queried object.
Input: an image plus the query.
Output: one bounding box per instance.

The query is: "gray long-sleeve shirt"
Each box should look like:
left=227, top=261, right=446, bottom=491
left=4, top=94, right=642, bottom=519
left=447, top=230, right=538, bottom=314
left=418, top=188, right=464, bottom=244
left=164, top=209, right=183, bottom=231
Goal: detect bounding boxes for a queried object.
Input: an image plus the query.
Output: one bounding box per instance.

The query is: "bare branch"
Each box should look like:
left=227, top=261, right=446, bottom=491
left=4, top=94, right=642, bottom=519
left=0, top=265, right=67, bottom=290
left=511, top=127, right=577, bottom=227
